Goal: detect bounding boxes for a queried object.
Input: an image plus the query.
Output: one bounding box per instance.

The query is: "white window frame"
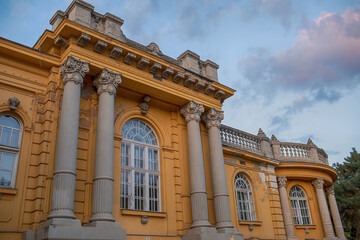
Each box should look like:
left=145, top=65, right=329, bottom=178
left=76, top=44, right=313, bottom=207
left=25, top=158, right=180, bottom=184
left=234, top=173, right=256, bottom=221
left=0, top=114, right=22, bottom=188
left=120, top=119, right=161, bottom=212
left=289, top=186, right=312, bottom=225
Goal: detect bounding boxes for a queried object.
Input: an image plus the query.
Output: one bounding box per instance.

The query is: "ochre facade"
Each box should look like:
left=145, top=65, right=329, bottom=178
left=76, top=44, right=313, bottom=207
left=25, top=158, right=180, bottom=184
left=0, top=1, right=345, bottom=240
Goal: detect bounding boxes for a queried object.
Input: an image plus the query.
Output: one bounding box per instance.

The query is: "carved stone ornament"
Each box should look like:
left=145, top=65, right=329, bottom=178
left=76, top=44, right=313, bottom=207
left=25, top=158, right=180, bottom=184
left=109, top=46, right=123, bottom=59
left=54, top=35, right=69, bottom=49
left=60, top=56, right=90, bottom=85
left=137, top=57, right=150, bottom=70
left=94, top=68, right=122, bottom=96
left=326, top=185, right=335, bottom=195
left=123, top=52, right=136, bottom=65
left=146, top=42, right=163, bottom=57
left=271, top=135, right=279, bottom=143
left=204, top=83, right=215, bottom=95
left=312, top=178, right=324, bottom=189
left=138, top=95, right=151, bottom=115
left=180, top=100, right=204, bottom=123
left=201, top=108, right=224, bottom=129
left=8, top=97, right=20, bottom=110
left=214, top=89, right=225, bottom=99
left=77, top=33, right=91, bottom=47
left=173, top=71, right=185, bottom=83
left=257, top=128, right=267, bottom=138
left=194, top=79, right=205, bottom=91
left=307, top=138, right=317, bottom=147
left=93, top=40, right=107, bottom=53
left=183, top=76, right=195, bottom=88
left=162, top=67, right=174, bottom=79
left=149, top=62, right=162, bottom=74
left=277, top=176, right=287, bottom=188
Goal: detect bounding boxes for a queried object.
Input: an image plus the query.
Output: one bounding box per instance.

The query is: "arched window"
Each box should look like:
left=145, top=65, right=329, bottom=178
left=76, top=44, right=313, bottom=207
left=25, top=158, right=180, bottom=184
left=289, top=186, right=312, bottom=225
left=0, top=115, right=22, bottom=188
left=120, top=119, right=160, bottom=212
left=235, top=173, right=256, bottom=221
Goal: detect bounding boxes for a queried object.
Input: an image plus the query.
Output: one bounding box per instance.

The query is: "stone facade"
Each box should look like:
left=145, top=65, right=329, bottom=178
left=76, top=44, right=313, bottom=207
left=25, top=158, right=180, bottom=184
left=0, top=1, right=345, bottom=240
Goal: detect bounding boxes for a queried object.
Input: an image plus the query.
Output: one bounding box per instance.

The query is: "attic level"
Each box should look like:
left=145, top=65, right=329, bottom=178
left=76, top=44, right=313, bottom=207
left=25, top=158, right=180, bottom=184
left=48, top=0, right=220, bottom=82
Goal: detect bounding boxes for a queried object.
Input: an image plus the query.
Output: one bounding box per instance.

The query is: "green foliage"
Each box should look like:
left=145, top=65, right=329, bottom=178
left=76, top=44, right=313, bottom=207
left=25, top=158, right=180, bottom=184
left=332, top=148, right=360, bottom=240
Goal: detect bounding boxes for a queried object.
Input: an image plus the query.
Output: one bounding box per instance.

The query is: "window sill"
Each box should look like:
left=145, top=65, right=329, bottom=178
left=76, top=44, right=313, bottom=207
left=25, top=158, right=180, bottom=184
left=121, top=209, right=166, bottom=218
left=0, top=187, right=18, bottom=195
left=238, top=220, right=262, bottom=226
left=295, top=225, right=316, bottom=229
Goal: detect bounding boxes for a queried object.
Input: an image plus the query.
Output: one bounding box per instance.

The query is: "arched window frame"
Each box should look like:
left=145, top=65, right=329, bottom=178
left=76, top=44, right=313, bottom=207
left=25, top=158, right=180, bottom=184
left=0, top=114, right=22, bottom=188
left=234, top=173, right=256, bottom=221
left=120, top=119, right=161, bottom=212
left=289, top=186, right=312, bottom=225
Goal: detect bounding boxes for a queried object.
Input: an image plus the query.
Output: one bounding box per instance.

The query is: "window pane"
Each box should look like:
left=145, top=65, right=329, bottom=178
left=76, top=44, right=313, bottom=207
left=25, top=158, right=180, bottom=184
left=121, top=170, right=131, bottom=209
left=1, top=127, right=11, bottom=146
left=0, top=170, right=12, bottom=187
left=1, top=153, right=15, bottom=170
left=10, top=130, right=20, bottom=148
left=0, top=115, right=20, bottom=128
left=134, top=146, right=145, bottom=169
left=121, top=143, right=131, bottom=167
left=148, top=149, right=158, bottom=171
left=134, top=172, right=145, bottom=210
left=149, top=174, right=159, bottom=212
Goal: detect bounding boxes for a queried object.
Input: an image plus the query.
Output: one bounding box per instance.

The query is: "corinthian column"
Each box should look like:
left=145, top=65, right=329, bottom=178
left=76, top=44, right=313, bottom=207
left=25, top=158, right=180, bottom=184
left=180, top=100, right=212, bottom=229
left=326, top=186, right=346, bottom=240
left=312, top=178, right=337, bottom=240
left=201, top=108, right=239, bottom=235
left=89, top=69, right=121, bottom=223
left=48, top=56, right=89, bottom=220
left=277, top=177, right=298, bottom=240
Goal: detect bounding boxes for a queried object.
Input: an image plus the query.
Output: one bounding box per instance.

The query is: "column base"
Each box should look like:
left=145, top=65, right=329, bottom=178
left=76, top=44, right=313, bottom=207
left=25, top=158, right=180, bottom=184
left=183, top=227, right=243, bottom=240
left=25, top=218, right=126, bottom=240
left=323, top=237, right=339, bottom=240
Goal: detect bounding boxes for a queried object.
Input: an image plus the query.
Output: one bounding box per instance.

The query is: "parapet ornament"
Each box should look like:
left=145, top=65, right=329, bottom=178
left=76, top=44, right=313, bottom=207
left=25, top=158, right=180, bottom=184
left=277, top=176, right=287, bottom=188
left=326, top=185, right=335, bottom=195
left=201, top=108, right=224, bottom=129
left=312, top=178, right=324, bottom=189
left=147, top=42, right=163, bottom=57
left=180, top=100, right=204, bottom=123
left=94, top=68, right=122, bottom=96
left=60, top=56, right=90, bottom=85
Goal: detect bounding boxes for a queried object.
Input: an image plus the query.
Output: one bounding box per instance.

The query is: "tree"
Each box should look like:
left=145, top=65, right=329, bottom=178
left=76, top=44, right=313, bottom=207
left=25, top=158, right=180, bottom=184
left=332, top=148, right=360, bottom=240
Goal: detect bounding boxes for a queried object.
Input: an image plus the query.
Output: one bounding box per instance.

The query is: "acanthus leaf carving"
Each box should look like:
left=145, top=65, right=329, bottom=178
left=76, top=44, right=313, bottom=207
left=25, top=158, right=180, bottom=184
left=60, top=56, right=90, bottom=85
left=277, top=176, right=287, bottom=188
left=201, top=108, right=224, bottom=129
left=180, top=100, right=204, bottom=123
left=94, top=68, right=122, bottom=96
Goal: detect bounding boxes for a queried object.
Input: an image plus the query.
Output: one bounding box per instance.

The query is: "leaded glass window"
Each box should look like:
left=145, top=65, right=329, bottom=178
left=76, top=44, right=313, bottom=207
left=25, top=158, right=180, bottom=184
left=0, top=115, right=22, bottom=188
left=235, top=173, right=256, bottom=221
left=120, top=119, right=160, bottom=212
left=289, top=186, right=312, bottom=225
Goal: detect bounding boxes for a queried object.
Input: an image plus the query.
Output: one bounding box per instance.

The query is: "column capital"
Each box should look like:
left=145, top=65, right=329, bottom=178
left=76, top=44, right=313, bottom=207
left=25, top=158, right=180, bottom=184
left=312, top=178, right=324, bottom=189
left=326, top=185, right=335, bottom=196
left=94, top=68, right=122, bottom=96
left=277, top=176, right=287, bottom=188
left=60, top=55, right=89, bottom=85
left=201, top=108, right=224, bottom=128
left=180, top=100, right=204, bottom=123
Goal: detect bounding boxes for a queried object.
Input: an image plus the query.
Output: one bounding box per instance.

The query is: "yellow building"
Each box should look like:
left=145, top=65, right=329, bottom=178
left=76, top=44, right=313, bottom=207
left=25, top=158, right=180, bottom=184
left=0, top=1, right=346, bottom=240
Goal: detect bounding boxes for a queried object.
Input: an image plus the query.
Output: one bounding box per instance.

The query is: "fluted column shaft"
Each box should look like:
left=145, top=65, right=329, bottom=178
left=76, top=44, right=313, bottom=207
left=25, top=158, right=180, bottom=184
left=277, top=177, right=298, bottom=240
left=312, top=178, right=336, bottom=239
left=90, top=69, right=122, bottom=223
left=202, top=108, right=235, bottom=231
left=48, top=56, right=89, bottom=219
left=180, top=101, right=211, bottom=229
left=327, top=186, right=346, bottom=240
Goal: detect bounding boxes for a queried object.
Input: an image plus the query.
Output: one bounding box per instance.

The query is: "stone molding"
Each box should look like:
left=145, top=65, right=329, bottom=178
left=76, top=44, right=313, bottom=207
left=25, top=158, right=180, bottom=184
left=277, top=176, right=287, bottom=188
left=312, top=178, right=324, bottom=189
left=94, top=68, right=122, bottom=96
left=60, top=56, right=90, bottom=85
left=180, top=100, right=204, bottom=123
left=201, top=108, right=224, bottom=129
left=326, top=185, right=335, bottom=195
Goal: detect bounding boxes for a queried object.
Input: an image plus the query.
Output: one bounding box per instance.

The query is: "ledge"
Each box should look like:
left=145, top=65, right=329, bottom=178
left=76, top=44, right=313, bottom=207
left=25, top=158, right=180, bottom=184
left=238, top=220, right=262, bottom=226
left=0, top=187, right=18, bottom=195
left=120, top=209, right=166, bottom=218
left=295, top=225, right=316, bottom=229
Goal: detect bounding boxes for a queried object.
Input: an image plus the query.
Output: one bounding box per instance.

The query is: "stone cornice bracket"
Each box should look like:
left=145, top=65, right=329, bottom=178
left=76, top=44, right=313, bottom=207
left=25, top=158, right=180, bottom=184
left=162, top=67, right=175, bottom=79
left=137, top=57, right=150, bottom=70
left=204, top=83, right=215, bottom=95
left=54, top=35, right=69, bottom=49
left=194, top=79, right=205, bottom=91
left=172, top=71, right=185, bottom=83
left=109, top=46, right=123, bottom=59
left=326, top=185, right=335, bottom=195
left=60, top=56, right=90, bottom=85
left=94, top=68, right=122, bottom=96
left=123, top=52, right=136, bottom=65
left=183, top=76, right=195, bottom=88
left=277, top=176, right=287, bottom=188
left=8, top=97, right=20, bottom=110
left=214, top=89, right=225, bottom=99
left=312, top=178, right=324, bottom=189
left=77, top=33, right=91, bottom=47
left=94, top=40, right=107, bottom=53
left=149, top=62, right=162, bottom=74
left=201, top=108, right=224, bottom=129
left=180, top=100, right=204, bottom=123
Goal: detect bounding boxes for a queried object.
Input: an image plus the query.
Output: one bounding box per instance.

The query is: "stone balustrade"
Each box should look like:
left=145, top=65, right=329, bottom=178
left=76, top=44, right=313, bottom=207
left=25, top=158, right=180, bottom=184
left=220, top=125, right=329, bottom=165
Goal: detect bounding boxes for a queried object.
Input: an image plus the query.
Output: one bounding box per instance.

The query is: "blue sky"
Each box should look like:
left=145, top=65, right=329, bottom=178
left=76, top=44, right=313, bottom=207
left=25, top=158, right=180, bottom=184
left=0, top=0, right=359, bottom=165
